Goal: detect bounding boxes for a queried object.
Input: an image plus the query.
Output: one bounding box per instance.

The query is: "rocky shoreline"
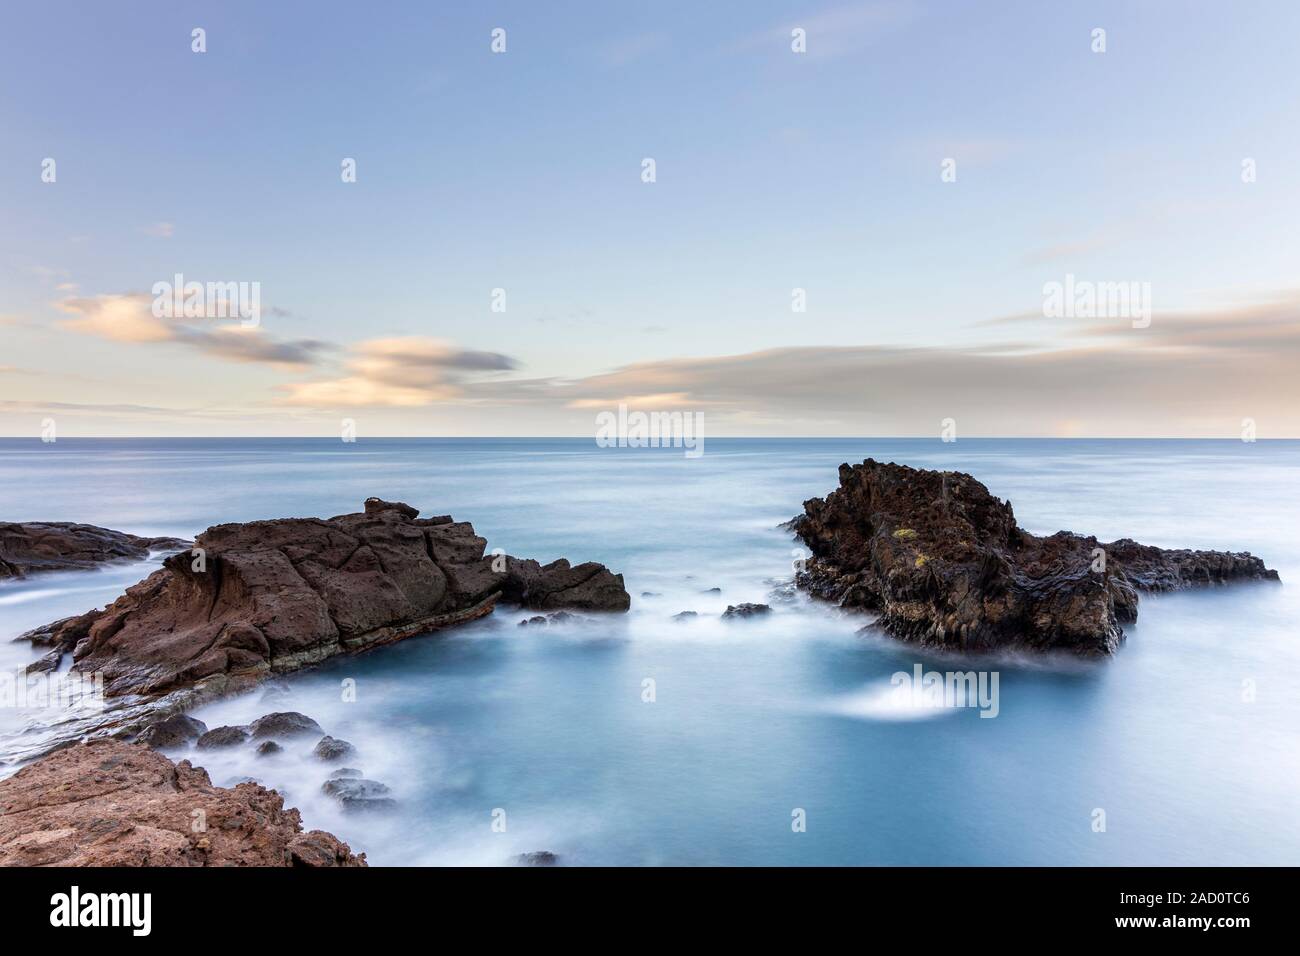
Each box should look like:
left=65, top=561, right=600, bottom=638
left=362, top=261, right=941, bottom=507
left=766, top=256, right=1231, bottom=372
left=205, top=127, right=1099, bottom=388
left=0, top=521, right=189, bottom=579
left=12, top=498, right=629, bottom=743
left=789, top=459, right=1279, bottom=655
left=0, top=738, right=365, bottom=866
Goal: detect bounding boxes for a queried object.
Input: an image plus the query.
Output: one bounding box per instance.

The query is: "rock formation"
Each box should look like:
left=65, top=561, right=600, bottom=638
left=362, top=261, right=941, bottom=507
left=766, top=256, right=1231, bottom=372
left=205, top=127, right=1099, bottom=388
left=790, top=459, right=1279, bottom=656
left=0, top=739, right=364, bottom=866
left=19, top=498, right=630, bottom=702
left=0, top=521, right=188, bottom=579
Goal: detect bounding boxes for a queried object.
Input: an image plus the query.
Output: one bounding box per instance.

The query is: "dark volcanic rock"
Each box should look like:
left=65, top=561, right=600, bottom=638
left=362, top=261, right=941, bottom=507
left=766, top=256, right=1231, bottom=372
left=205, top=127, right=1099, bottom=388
left=196, top=725, right=250, bottom=749
left=514, top=850, right=559, bottom=866
left=0, top=739, right=364, bottom=866
left=722, top=603, right=772, bottom=619
left=0, top=522, right=188, bottom=579
left=135, top=714, right=208, bottom=748
left=790, top=459, right=1280, bottom=656
left=312, top=736, right=356, bottom=761
left=321, top=776, right=395, bottom=812
left=250, top=712, right=322, bottom=740
left=20, top=500, right=630, bottom=704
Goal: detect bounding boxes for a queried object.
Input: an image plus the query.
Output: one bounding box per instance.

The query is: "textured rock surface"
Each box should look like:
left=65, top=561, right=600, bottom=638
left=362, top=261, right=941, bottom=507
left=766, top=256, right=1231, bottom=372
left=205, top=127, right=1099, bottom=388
left=19, top=499, right=630, bottom=701
left=0, top=739, right=365, bottom=866
left=0, top=522, right=188, bottom=579
left=790, top=459, right=1279, bottom=656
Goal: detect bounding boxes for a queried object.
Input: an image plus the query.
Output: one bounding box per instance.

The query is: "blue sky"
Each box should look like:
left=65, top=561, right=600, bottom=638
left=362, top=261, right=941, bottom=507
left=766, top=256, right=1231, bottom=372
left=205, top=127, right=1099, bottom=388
left=2, top=1, right=1298, bottom=436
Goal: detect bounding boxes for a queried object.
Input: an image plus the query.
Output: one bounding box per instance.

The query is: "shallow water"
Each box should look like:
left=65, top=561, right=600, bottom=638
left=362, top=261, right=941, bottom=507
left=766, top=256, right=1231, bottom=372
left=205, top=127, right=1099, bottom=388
left=1, top=438, right=1297, bottom=865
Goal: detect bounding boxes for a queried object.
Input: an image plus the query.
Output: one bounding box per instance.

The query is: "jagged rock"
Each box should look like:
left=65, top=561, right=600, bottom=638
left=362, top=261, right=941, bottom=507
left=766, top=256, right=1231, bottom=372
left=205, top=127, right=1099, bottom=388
left=249, top=712, right=322, bottom=740
left=518, top=616, right=548, bottom=627
left=20, top=501, right=629, bottom=707
left=321, top=776, right=395, bottom=812
left=0, top=739, right=364, bottom=866
left=790, top=459, right=1280, bottom=656
left=499, top=557, right=631, bottom=612
left=312, top=736, right=355, bottom=761
left=514, top=850, right=559, bottom=866
left=196, top=725, right=250, bottom=749
left=255, top=740, right=282, bottom=757
left=0, top=522, right=189, bottom=579
left=135, top=714, right=208, bottom=749
left=721, top=603, right=771, bottom=619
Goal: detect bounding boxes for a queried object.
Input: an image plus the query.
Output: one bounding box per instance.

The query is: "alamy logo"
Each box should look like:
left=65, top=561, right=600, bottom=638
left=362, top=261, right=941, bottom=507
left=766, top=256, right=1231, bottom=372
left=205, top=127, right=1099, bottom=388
left=50, top=886, right=151, bottom=936
left=890, top=663, right=1000, bottom=718
left=595, top=403, right=705, bottom=458
left=151, top=273, right=261, bottom=327
left=1042, top=273, right=1151, bottom=328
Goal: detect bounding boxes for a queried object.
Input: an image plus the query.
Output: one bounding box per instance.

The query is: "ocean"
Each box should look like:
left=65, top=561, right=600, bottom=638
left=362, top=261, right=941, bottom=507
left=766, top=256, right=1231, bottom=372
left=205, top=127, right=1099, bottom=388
left=1, top=437, right=1297, bottom=865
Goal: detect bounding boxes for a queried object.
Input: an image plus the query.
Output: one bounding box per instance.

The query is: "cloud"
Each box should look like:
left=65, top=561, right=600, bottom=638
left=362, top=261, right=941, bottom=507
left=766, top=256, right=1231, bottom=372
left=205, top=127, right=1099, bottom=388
left=278, top=337, right=518, bottom=407
left=57, top=293, right=329, bottom=367
left=448, top=298, right=1300, bottom=435
left=141, top=222, right=174, bottom=238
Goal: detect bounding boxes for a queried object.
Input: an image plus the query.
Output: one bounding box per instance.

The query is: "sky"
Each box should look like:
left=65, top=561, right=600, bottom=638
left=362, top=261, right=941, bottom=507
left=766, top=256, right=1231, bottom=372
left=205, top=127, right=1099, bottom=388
left=2, top=0, right=1298, bottom=437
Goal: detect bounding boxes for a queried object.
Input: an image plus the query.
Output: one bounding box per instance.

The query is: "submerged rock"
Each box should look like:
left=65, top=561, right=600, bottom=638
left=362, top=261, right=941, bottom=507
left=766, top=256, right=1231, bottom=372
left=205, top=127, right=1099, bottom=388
left=721, top=603, right=771, bottom=619
left=135, top=714, right=208, bottom=749
left=255, top=740, right=282, bottom=757
left=790, top=459, right=1280, bottom=656
left=250, top=712, right=322, bottom=740
left=19, top=499, right=630, bottom=709
left=514, top=850, right=559, bottom=866
left=312, top=735, right=356, bottom=761
left=0, top=739, right=364, bottom=866
left=196, top=725, right=250, bottom=749
left=672, top=611, right=698, bottom=622
left=321, top=776, right=395, bottom=812
left=0, top=521, right=189, bottom=579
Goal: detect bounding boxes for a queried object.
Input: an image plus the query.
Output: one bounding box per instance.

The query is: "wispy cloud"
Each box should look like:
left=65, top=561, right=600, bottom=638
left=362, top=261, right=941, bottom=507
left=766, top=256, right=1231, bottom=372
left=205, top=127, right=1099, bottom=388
left=57, top=293, right=329, bottom=367
left=278, top=337, right=518, bottom=407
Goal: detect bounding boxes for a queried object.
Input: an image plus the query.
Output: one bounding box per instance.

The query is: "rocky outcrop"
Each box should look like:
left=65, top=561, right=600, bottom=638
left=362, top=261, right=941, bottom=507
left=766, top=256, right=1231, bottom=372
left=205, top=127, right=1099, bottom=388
left=790, top=459, right=1279, bottom=656
left=18, top=499, right=630, bottom=704
left=0, top=522, right=188, bottom=579
left=0, top=739, right=365, bottom=866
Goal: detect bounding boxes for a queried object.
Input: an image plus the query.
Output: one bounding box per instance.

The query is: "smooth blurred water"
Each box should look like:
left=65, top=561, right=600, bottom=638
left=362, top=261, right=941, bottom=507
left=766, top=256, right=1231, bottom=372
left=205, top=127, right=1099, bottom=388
left=1, top=438, right=1297, bottom=865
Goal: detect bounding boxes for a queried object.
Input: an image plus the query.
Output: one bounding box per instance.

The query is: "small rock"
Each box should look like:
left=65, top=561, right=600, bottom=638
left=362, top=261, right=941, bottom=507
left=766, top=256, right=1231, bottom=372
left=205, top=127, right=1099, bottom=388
left=722, top=603, right=772, bottom=619
left=640, top=591, right=662, bottom=598
left=255, top=740, right=282, bottom=757
left=135, top=714, right=208, bottom=749
left=196, top=725, right=250, bottom=749
left=313, top=736, right=356, bottom=761
left=329, top=767, right=362, bottom=779
left=321, top=777, right=395, bottom=812
left=249, top=712, right=323, bottom=740
left=672, top=611, right=698, bottom=622
left=518, top=616, right=547, bottom=627
left=700, top=587, right=722, bottom=594
left=514, top=850, right=559, bottom=867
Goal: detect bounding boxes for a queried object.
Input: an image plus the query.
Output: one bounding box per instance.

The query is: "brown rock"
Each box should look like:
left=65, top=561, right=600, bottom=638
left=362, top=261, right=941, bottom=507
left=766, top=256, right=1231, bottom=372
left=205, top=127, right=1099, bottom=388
left=790, top=459, right=1279, bottom=656
left=21, top=500, right=630, bottom=704
left=0, top=739, right=364, bottom=867
left=0, top=521, right=189, bottom=579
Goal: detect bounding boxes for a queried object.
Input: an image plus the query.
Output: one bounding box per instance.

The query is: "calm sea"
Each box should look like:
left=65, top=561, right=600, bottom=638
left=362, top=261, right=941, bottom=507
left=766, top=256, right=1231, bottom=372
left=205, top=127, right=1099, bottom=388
left=1, top=438, right=1297, bottom=865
